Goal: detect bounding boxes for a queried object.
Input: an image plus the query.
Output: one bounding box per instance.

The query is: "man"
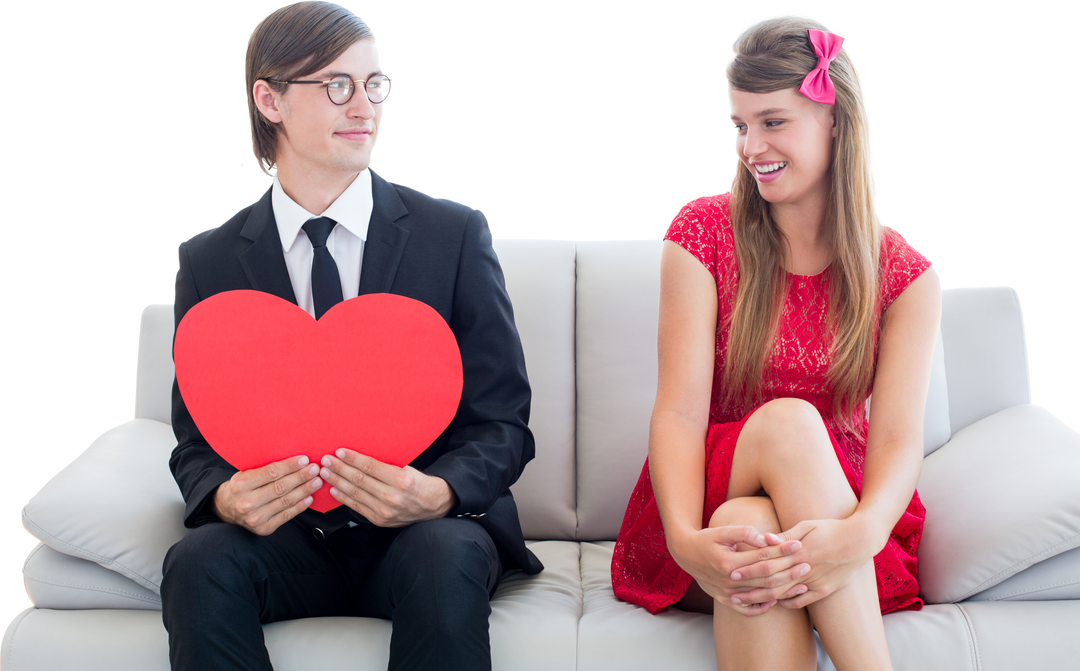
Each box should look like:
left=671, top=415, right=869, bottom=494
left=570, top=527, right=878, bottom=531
left=161, top=3, right=541, bottom=670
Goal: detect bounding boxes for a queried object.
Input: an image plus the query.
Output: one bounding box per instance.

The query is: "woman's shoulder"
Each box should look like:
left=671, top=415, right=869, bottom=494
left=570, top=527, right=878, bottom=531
left=879, top=226, right=932, bottom=311
left=664, top=193, right=735, bottom=276
left=672, top=193, right=733, bottom=228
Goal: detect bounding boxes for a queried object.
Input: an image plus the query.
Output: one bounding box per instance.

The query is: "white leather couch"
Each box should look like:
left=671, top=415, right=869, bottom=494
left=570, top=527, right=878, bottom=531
left=6, top=240, right=1080, bottom=670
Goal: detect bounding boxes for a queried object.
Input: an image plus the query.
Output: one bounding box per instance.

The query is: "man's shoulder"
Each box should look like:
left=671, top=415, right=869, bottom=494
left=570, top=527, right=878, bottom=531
left=180, top=191, right=271, bottom=256
left=383, top=178, right=479, bottom=229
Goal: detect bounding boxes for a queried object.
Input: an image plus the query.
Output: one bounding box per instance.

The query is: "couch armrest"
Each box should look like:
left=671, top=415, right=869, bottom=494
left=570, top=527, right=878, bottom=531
left=22, top=419, right=186, bottom=593
left=917, top=405, right=1080, bottom=603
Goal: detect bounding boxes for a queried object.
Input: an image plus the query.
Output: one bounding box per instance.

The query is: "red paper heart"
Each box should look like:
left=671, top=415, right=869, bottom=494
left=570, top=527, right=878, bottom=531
left=174, top=291, right=463, bottom=512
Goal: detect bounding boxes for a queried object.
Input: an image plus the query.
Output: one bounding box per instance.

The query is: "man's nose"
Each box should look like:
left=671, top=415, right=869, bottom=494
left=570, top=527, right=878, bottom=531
left=347, top=93, right=376, bottom=119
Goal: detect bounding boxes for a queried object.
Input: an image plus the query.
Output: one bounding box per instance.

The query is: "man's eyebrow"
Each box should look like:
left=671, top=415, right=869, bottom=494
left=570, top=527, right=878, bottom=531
left=311, top=69, right=383, bottom=80
left=730, top=108, right=792, bottom=121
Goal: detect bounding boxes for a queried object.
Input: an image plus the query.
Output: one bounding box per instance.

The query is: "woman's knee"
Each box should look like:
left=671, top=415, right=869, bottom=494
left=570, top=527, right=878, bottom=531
left=709, top=496, right=781, bottom=535
left=752, top=398, right=823, bottom=434
left=741, top=398, right=832, bottom=460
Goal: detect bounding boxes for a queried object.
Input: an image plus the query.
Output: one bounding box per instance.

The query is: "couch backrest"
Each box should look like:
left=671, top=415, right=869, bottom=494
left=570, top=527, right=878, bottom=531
left=134, top=241, right=1029, bottom=542
left=939, top=287, right=1030, bottom=433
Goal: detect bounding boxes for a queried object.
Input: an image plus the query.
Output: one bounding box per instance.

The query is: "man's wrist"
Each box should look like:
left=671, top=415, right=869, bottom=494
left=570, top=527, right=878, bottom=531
left=425, top=475, right=458, bottom=518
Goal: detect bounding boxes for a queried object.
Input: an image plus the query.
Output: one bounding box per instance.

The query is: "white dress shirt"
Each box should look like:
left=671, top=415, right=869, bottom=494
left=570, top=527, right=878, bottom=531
left=272, top=170, right=373, bottom=317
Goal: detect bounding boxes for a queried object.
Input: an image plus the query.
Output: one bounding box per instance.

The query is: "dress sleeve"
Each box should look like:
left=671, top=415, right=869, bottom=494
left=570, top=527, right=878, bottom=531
left=663, top=194, right=733, bottom=281
left=880, top=227, right=932, bottom=312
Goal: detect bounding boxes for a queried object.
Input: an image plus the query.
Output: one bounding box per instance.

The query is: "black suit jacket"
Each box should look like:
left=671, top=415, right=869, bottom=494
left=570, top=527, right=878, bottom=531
left=169, top=171, right=542, bottom=574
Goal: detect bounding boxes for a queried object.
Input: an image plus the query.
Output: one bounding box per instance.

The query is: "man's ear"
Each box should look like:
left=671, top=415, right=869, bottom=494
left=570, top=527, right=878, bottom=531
left=253, top=80, right=284, bottom=124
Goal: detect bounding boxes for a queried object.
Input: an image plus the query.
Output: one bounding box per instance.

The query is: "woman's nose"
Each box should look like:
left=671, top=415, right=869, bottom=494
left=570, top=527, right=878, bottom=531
left=742, top=126, right=768, bottom=158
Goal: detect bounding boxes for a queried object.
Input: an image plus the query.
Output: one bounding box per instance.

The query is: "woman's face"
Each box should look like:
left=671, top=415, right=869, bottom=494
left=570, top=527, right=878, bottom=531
left=729, top=87, right=836, bottom=208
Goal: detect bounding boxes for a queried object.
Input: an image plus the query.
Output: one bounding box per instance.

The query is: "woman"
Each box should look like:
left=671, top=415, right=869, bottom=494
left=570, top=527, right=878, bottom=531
left=611, top=18, right=939, bottom=671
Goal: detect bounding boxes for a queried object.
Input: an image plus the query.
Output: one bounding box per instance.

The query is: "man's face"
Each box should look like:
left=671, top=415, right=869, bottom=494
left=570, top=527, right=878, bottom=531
left=272, top=39, right=384, bottom=179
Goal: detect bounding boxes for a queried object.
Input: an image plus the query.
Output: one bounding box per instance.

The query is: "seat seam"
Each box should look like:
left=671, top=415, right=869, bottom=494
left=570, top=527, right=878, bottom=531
left=975, top=576, right=1080, bottom=600
left=954, top=604, right=982, bottom=671
left=957, top=534, right=1080, bottom=601
left=22, top=571, right=161, bottom=604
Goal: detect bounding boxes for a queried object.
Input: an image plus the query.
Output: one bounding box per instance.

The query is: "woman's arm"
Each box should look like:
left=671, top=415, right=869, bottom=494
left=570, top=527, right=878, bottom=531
left=649, top=241, right=720, bottom=548
left=650, top=241, right=800, bottom=613
left=774, top=266, right=941, bottom=609
left=853, top=267, right=942, bottom=550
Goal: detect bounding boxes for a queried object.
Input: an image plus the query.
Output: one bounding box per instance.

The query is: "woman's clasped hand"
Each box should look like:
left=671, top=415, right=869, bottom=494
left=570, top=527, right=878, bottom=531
left=768, top=517, right=885, bottom=610
left=676, top=526, right=808, bottom=615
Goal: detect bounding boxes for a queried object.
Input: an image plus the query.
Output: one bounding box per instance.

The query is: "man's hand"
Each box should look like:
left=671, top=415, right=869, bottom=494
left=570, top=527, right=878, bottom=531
left=213, top=456, right=322, bottom=536
left=320, top=449, right=458, bottom=527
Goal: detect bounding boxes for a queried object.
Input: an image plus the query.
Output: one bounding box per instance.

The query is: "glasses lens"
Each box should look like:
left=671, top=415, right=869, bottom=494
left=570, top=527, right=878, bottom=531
left=366, top=75, right=391, bottom=104
left=326, top=76, right=354, bottom=105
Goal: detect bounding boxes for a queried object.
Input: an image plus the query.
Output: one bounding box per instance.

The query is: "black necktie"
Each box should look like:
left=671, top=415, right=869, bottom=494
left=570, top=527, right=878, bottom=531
left=302, top=217, right=344, bottom=320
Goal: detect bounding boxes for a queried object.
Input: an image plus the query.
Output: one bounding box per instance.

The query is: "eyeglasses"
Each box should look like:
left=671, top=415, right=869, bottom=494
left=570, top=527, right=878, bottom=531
left=269, top=74, right=392, bottom=105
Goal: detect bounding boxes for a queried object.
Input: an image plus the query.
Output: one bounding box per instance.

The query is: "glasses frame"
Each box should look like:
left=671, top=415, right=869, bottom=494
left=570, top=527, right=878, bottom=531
left=269, top=73, right=392, bottom=105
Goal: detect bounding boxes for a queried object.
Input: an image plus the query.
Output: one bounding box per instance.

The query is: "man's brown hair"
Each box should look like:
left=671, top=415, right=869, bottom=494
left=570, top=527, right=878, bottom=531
left=246, top=2, right=373, bottom=172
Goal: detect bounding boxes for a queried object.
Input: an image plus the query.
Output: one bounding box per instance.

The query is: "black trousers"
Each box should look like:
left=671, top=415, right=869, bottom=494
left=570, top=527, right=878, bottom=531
left=161, top=517, right=502, bottom=671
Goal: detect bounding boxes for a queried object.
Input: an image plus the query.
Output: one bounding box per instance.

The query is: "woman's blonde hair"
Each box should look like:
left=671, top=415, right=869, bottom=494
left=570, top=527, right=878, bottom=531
left=724, top=17, right=881, bottom=426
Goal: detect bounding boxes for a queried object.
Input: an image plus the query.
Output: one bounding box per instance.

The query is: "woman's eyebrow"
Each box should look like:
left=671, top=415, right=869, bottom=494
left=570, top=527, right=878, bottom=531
left=730, top=108, right=791, bottom=122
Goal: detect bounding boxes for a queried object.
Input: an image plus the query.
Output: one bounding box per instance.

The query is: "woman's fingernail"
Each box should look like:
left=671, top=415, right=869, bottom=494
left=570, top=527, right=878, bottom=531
left=732, top=572, right=742, bottom=580
left=755, top=534, right=765, bottom=544
left=732, top=597, right=742, bottom=605
left=800, top=564, right=810, bottom=576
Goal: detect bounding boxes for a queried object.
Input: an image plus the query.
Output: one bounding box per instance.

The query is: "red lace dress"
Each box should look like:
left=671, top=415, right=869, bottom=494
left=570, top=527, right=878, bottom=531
left=611, top=193, right=930, bottom=615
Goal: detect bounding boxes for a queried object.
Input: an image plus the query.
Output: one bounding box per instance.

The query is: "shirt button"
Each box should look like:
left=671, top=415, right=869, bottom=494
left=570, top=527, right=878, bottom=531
left=313, top=528, right=325, bottom=540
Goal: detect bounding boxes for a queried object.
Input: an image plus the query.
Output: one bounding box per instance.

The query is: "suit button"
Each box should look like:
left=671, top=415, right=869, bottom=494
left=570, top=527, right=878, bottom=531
left=313, top=528, right=325, bottom=540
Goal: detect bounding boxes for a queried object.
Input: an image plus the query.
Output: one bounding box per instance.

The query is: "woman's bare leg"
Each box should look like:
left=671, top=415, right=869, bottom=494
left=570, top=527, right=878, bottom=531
left=721, top=398, right=892, bottom=671
left=707, top=497, right=815, bottom=671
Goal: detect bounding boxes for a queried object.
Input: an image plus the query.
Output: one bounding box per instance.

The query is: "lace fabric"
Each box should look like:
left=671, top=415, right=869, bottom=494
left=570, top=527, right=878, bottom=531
left=611, top=193, right=931, bottom=615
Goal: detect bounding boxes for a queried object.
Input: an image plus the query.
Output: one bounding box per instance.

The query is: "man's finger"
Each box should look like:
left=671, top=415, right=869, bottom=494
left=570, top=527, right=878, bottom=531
left=259, top=494, right=315, bottom=536
left=245, top=455, right=311, bottom=490
left=331, top=449, right=404, bottom=487
left=250, top=463, right=321, bottom=510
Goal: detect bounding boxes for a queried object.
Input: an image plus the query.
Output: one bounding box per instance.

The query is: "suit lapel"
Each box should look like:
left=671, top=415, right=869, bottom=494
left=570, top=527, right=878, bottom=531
left=359, top=170, right=410, bottom=295
left=238, top=187, right=298, bottom=303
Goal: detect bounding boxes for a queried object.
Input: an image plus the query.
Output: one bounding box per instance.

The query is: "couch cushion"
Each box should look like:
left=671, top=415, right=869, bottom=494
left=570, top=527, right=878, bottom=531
left=493, top=240, right=578, bottom=540
left=958, top=600, right=1080, bottom=671
left=22, top=419, right=186, bottom=593
left=940, top=287, right=1030, bottom=434
left=135, top=304, right=176, bottom=424
left=3, top=541, right=581, bottom=671
left=575, top=241, right=662, bottom=541
left=579, top=544, right=1080, bottom=671
left=922, top=330, right=951, bottom=456
left=23, top=544, right=161, bottom=611
left=917, top=404, right=1080, bottom=603
left=267, top=540, right=583, bottom=671
left=965, top=545, right=1080, bottom=602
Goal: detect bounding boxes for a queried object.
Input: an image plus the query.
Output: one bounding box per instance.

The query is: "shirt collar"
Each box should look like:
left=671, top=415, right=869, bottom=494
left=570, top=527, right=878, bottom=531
left=272, top=169, right=374, bottom=252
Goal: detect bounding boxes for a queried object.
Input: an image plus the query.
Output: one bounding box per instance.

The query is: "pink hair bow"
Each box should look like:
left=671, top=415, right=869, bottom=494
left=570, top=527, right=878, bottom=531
left=798, top=29, right=844, bottom=105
